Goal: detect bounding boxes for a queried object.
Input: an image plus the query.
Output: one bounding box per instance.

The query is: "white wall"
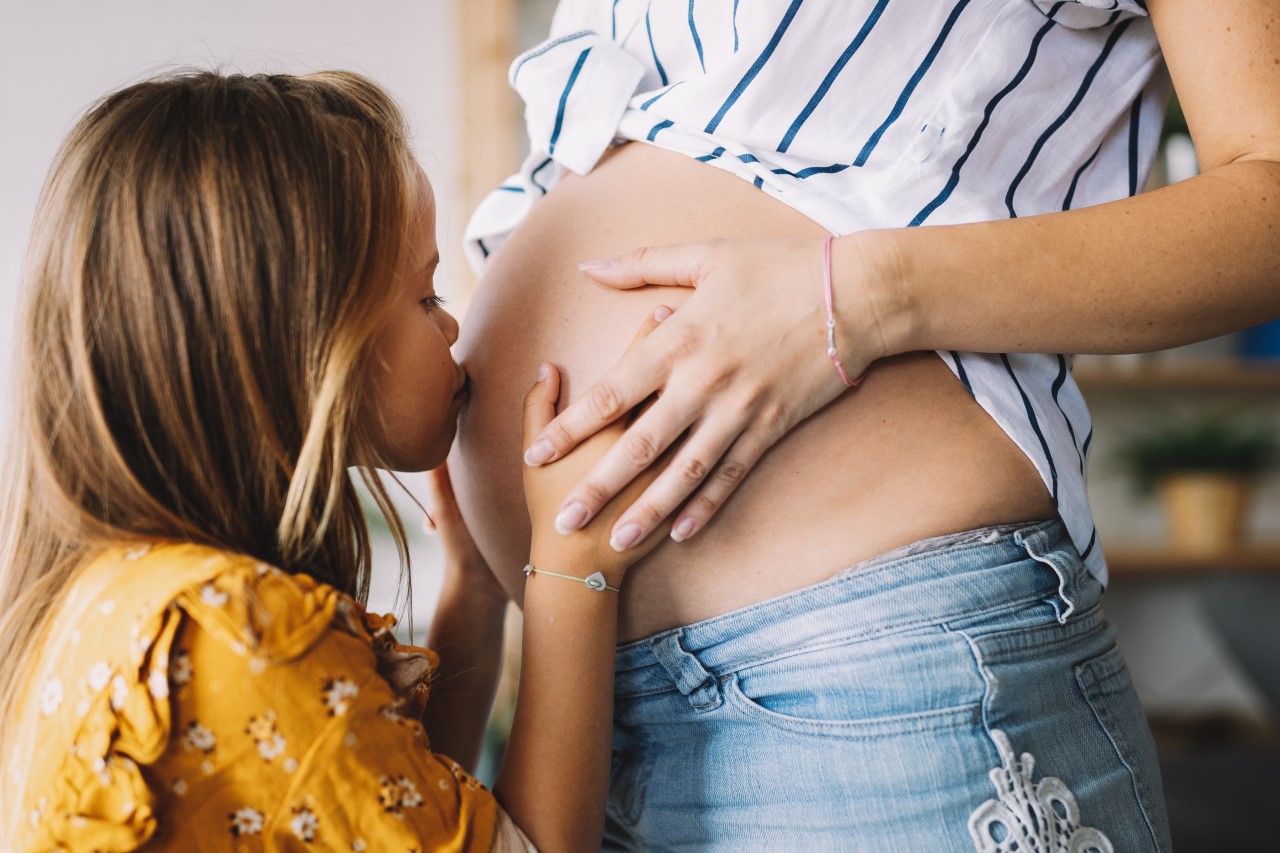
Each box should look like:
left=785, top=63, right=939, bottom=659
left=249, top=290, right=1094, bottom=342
left=0, top=0, right=470, bottom=628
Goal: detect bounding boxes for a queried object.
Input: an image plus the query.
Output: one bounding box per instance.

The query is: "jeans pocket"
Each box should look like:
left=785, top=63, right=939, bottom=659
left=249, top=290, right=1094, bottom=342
left=1075, top=646, right=1172, bottom=851
left=723, top=628, right=984, bottom=739
left=607, top=735, right=651, bottom=828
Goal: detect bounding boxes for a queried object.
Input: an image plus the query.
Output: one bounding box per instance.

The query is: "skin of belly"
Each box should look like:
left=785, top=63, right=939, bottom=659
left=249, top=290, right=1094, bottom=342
left=451, top=143, right=1057, bottom=642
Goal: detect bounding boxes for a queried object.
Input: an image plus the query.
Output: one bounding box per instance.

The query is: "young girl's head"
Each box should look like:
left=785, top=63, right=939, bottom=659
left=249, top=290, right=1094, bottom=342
left=0, top=69, right=463, bottom=733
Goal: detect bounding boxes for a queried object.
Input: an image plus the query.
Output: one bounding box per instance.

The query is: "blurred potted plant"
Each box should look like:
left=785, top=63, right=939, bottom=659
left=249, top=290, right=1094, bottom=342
left=1113, top=414, right=1278, bottom=554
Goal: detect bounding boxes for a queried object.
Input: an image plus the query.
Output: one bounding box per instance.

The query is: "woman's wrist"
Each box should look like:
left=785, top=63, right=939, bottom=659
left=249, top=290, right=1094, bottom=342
left=832, top=228, right=919, bottom=360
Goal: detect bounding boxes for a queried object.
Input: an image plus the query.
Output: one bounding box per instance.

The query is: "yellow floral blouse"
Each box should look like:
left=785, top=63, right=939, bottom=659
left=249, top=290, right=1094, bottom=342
left=7, top=543, right=532, bottom=852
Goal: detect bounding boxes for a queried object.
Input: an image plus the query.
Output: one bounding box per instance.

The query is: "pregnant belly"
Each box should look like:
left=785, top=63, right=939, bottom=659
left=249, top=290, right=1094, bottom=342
left=451, top=143, right=1055, bottom=642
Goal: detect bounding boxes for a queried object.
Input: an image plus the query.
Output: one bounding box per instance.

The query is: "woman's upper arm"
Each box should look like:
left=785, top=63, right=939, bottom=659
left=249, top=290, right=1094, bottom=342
left=1150, top=0, right=1280, bottom=169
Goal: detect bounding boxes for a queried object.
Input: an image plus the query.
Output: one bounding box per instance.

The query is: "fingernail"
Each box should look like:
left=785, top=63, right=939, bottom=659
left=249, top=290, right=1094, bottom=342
left=653, top=305, right=672, bottom=322
left=555, top=502, right=589, bottom=534
left=524, top=439, right=555, bottom=466
left=422, top=514, right=437, bottom=534
left=578, top=258, right=615, bottom=271
left=671, top=517, right=697, bottom=542
left=610, top=523, right=643, bottom=552
left=537, top=363, right=549, bottom=381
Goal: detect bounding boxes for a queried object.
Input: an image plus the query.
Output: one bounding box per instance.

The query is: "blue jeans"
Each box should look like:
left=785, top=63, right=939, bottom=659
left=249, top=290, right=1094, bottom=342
left=604, top=519, right=1171, bottom=851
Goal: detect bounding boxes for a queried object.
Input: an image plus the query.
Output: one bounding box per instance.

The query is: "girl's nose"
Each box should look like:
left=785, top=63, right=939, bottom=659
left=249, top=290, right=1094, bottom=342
left=440, top=308, right=460, bottom=346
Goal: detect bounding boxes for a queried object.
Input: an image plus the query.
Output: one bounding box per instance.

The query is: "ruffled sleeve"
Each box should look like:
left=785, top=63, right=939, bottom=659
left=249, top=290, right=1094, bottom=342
left=9, top=544, right=508, bottom=852
left=9, top=543, right=222, bottom=851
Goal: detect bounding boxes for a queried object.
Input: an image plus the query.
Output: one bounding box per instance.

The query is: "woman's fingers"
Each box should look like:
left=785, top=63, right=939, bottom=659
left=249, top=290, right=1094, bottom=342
left=523, top=306, right=673, bottom=467
left=579, top=240, right=720, bottom=290
left=522, top=362, right=562, bottom=452
left=551, top=386, right=702, bottom=535
left=600, top=415, right=746, bottom=550
left=666, top=431, right=776, bottom=543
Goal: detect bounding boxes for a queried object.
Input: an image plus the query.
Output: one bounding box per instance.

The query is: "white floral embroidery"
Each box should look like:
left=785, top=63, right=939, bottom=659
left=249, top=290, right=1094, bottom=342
left=75, top=699, right=90, bottom=717
left=230, top=807, right=264, bottom=837
left=28, top=797, right=48, bottom=830
left=258, top=733, right=286, bottom=761
left=183, top=722, right=217, bottom=753
left=322, top=678, right=359, bottom=716
left=88, top=661, right=112, bottom=692
left=290, top=807, right=319, bottom=842
left=201, top=759, right=215, bottom=775
left=147, top=668, right=170, bottom=700
left=70, top=629, right=81, bottom=645
left=969, top=730, right=1114, bottom=853
left=378, top=776, right=425, bottom=818
left=283, top=757, right=299, bottom=774
left=200, top=583, right=229, bottom=607
left=343, top=731, right=358, bottom=748
left=171, top=652, right=192, bottom=685
left=246, top=711, right=286, bottom=762
left=249, top=657, right=267, bottom=675
left=124, top=544, right=152, bottom=561
left=351, top=840, right=367, bottom=852
left=379, top=699, right=408, bottom=724
left=92, top=756, right=111, bottom=786
left=99, top=600, right=116, bottom=615
left=172, top=779, right=188, bottom=797
left=110, top=675, right=129, bottom=711
left=255, top=562, right=272, bottom=575
left=39, top=677, right=63, bottom=716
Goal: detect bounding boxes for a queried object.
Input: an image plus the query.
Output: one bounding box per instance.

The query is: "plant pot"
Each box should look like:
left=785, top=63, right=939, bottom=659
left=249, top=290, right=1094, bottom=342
left=1158, top=473, right=1254, bottom=554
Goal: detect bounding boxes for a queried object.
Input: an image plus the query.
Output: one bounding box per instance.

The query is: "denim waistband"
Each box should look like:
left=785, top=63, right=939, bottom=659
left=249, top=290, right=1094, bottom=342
left=614, top=517, right=1081, bottom=698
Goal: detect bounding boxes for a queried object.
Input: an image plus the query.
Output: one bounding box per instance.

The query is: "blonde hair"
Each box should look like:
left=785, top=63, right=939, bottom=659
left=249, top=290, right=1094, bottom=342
left=0, top=70, right=419, bottom=774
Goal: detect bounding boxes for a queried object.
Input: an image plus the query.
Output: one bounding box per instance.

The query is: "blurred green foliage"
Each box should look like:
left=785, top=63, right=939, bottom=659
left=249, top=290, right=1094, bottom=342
left=1112, top=414, right=1279, bottom=496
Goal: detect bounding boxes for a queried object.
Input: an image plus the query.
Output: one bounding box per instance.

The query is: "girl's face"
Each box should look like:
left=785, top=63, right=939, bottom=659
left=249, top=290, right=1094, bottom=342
left=367, top=168, right=466, bottom=472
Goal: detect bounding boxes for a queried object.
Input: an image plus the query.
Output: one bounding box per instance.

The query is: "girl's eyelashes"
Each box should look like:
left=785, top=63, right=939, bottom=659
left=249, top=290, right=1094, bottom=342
left=419, top=294, right=447, bottom=312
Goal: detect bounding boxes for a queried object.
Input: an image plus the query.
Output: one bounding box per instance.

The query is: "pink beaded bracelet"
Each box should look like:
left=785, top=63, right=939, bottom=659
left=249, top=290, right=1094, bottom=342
left=822, top=235, right=864, bottom=388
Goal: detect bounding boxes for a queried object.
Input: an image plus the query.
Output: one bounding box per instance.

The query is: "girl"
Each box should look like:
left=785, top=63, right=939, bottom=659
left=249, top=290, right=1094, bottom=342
left=0, top=70, right=665, bottom=852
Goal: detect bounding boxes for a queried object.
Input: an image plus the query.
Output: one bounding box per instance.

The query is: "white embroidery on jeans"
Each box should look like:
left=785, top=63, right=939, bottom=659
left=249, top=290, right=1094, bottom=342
left=969, top=730, right=1114, bottom=853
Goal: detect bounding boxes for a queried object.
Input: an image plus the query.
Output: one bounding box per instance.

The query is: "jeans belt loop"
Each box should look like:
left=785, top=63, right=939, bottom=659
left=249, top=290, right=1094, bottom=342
left=652, top=632, right=723, bottom=712
left=1017, top=521, right=1080, bottom=624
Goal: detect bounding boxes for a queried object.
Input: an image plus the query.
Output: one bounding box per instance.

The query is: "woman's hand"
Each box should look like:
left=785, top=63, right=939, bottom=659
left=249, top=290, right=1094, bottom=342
left=521, top=233, right=899, bottom=552
left=522, top=306, right=677, bottom=585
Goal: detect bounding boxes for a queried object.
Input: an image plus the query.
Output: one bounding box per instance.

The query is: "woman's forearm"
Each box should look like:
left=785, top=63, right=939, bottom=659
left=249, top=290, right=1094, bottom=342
left=853, top=157, right=1280, bottom=358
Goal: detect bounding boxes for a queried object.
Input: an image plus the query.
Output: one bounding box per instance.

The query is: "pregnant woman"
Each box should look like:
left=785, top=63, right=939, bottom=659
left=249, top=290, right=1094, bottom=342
left=454, top=1, right=1279, bottom=850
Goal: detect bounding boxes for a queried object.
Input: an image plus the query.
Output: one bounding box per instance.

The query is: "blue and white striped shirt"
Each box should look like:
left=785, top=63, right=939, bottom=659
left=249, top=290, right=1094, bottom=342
left=466, top=0, right=1172, bottom=584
